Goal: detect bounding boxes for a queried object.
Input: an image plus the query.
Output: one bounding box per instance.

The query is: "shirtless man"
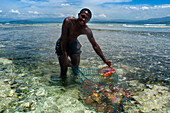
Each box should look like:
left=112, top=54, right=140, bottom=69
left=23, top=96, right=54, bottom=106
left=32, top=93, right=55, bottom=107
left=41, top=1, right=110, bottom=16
left=55, top=8, right=111, bottom=78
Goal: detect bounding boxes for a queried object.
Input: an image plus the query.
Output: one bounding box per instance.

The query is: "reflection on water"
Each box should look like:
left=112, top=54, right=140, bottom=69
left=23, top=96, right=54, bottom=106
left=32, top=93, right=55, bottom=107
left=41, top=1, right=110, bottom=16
left=0, top=23, right=169, bottom=112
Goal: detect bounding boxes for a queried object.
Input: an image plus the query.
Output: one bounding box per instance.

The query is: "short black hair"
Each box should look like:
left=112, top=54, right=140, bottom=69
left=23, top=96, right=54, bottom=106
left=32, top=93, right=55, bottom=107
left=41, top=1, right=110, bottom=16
left=80, top=8, right=92, bottom=18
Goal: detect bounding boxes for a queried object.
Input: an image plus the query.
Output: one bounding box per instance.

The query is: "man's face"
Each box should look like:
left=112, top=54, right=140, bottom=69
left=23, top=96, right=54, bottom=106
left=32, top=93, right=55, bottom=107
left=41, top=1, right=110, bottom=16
left=78, top=10, right=91, bottom=25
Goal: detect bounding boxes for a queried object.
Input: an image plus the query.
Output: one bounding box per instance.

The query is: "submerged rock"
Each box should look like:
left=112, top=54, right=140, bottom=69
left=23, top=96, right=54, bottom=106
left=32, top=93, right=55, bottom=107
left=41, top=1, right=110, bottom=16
left=64, top=87, right=81, bottom=99
left=123, top=80, right=169, bottom=113
left=0, top=58, right=13, bottom=65
left=0, top=81, right=11, bottom=97
left=56, top=95, right=90, bottom=113
left=7, top=90, right=15, bottom=97
left=127, top=80, right=139, bottom=87
left=35, top=87, right=47, bottom=96
left=116, top=69, right=124, bottom=75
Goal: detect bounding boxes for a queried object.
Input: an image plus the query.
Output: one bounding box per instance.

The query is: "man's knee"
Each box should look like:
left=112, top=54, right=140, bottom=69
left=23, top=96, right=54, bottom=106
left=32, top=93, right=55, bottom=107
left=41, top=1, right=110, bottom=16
left=71, top=54, right=80, bottom=65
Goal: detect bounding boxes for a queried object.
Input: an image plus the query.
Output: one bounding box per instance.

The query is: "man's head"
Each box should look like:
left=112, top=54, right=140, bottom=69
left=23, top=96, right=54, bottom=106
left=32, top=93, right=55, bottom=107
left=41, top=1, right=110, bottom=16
left=79, top=8, right=92, bottom=18
left=78, top=8, right=92, bottom=25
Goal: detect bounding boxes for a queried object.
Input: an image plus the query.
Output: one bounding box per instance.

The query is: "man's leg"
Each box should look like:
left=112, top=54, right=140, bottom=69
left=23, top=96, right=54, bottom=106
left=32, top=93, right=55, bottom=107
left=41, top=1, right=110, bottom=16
left=70, top=54, right=80, bottom=75
left=58, top=55, right=68, bottom=78
left=70, top=54, right=80, bottom=67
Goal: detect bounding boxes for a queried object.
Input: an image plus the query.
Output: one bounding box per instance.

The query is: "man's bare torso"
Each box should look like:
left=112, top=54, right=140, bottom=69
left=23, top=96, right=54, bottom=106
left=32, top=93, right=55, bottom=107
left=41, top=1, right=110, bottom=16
left=62, top=17, right=89, bottom=43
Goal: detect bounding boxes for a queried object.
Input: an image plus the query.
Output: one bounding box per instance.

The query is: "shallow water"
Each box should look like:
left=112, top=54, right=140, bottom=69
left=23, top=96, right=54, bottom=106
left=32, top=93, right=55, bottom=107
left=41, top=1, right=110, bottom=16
left=0, top=23, right=169, bottom=112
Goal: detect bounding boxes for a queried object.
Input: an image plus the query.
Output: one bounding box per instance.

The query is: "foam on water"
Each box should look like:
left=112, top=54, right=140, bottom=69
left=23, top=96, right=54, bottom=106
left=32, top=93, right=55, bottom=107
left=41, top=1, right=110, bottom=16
left=123, top=24, right=170, bottom=28
left=0, top=44, right=5, bottom=47
left=88, top=23, right=170, bottom=32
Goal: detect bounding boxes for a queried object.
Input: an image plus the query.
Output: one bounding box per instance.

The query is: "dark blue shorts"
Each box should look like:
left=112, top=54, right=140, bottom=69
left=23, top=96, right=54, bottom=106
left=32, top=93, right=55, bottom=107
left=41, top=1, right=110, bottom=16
left=55, top=38, right=82, bottom=57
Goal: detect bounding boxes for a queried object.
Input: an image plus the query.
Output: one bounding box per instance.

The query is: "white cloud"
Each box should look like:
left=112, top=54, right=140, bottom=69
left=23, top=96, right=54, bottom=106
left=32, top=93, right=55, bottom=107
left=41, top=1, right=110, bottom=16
left=61, top=4, right=70, bottom=6
left=128, top=4, right=170, bottom=10
left=0, top=10, right=2, bottom=13
left=128, top=6, right=138, bottom=10
left=28, top=11, right=39, bottom=14
left=58, top=13, right=74, bottom=18
left=59, top=14, right=65, bottom=17
left=21, top=0, right=68, bottom=7
left=141, top=6, right=149, bottom=10
left=10, top=9, right=21, bottom=14
left=153, top=4, right=170, bottom=9
left=82, top=0, right=131, bottom=5
left=21, top=0, right=36, bottom=4
left=94, top=14, right=107, bottom=18
left=99, top=14, right=107, bottom=18
left=128, top=6, right=149, bottom=10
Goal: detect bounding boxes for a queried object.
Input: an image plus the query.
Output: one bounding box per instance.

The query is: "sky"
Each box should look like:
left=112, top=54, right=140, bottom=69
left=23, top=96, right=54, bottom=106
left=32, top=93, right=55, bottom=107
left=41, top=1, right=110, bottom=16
left=0, top=0, right=170, bottom=20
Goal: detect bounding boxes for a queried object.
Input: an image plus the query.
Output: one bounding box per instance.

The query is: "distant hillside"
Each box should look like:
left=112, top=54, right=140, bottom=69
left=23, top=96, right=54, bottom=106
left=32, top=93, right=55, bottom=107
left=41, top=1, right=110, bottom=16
left=90, top=18, right=136, bottom=23
left=91, top=16, right=170, bottom=24
left=0, top=18, right=14, bottom=22
left=134, top=16, right=170, bottom=23
left=0, top=16, right=170, bottom=24
left=0, top=17, right=64, bottom=24
left=29, top=17, right=65, bottom=22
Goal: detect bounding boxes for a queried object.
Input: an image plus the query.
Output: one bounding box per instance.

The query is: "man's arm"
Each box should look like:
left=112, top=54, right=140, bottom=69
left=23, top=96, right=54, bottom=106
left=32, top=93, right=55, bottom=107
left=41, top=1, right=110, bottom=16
left=85, top=28, right=111, bottom=66
left=60, top=18, right=71, bottom=66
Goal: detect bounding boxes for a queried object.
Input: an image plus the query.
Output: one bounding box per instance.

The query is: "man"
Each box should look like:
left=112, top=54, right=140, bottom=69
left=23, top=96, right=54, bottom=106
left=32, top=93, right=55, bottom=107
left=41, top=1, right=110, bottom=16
left=55, top=8, right=111, bottom=78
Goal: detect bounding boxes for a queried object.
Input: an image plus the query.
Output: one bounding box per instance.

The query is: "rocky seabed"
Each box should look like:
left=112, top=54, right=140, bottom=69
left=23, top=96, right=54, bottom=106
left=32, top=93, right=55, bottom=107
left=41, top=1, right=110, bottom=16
left=0, top=58, right=169, bottom=113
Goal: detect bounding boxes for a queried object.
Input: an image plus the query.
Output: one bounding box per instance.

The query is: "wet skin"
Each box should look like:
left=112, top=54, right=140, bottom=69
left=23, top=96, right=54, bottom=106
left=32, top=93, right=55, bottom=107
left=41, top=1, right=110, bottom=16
left=58, top=10, right=111, bottom=78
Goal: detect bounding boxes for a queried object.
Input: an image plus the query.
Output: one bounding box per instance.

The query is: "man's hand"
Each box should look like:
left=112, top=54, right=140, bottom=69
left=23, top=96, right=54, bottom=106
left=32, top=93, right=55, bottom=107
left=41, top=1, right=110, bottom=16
left=66, top=59, right=72, bottom=67
left=105, top=60, right=111, bottom=67
left=67, top=62, right=72, bottom=67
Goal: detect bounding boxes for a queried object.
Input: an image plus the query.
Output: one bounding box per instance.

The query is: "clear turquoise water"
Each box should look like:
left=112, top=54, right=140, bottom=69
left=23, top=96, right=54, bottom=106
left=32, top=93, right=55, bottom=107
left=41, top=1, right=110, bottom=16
left=0, top=23, right=169, bottom=112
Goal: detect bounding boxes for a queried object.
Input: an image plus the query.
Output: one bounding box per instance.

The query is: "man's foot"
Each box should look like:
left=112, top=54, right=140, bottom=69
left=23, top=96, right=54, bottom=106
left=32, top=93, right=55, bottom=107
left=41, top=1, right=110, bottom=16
left=50, top=75, right=59, bottom=81
left=60, top=75, right=67, bottom=79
